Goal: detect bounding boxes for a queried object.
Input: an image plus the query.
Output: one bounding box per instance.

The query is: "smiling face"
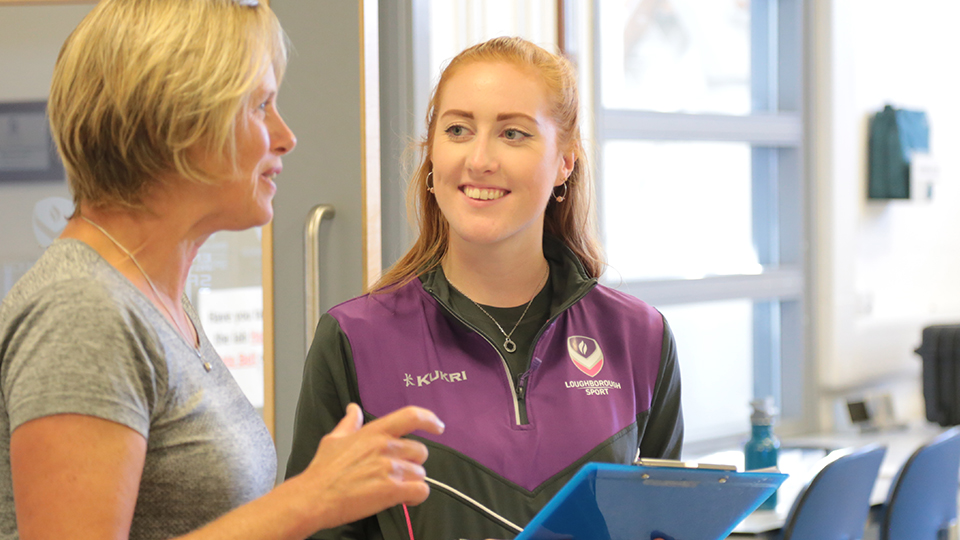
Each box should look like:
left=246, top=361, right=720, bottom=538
left=195, top=65, right=296, bottom=231
left=430, top=61, right=575, bottom=253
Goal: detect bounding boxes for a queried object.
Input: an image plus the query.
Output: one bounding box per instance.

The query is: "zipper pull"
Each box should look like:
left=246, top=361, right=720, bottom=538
left=516, top=357, right=543, bottom=400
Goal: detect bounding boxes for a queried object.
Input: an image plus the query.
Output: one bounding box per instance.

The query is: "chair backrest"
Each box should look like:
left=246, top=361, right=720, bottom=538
left=780, top=444, right=887, bottom=540
left=881, top=427, right=960, bottom=540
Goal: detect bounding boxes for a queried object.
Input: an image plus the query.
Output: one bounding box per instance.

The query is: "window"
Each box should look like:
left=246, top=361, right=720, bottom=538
left=427, top=0, right=557, bottom=81
left=586, top=0, right=807, bottom=445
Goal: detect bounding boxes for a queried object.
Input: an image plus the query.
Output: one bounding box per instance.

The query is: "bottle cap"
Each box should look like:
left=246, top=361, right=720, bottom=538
left=750, top=397, right=778, bottom=425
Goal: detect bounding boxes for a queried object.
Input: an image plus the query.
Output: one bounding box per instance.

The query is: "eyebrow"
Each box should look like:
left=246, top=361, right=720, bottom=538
left=496, top=112, right=539, bottom=124
left=440, top=109, right=540, bottom=125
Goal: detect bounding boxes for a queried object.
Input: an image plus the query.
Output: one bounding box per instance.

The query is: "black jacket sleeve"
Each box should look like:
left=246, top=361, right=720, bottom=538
left=638, top=314, right=684, bottom=459
left=284, top=313, right=382, bottom=540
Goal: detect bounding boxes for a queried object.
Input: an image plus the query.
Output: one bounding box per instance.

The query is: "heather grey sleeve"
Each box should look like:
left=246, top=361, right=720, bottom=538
left=1, top=279, right=161, bottom=437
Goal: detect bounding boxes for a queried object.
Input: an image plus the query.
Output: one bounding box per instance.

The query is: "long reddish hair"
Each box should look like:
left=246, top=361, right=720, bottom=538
left=371, top=37, right=603, bottom=292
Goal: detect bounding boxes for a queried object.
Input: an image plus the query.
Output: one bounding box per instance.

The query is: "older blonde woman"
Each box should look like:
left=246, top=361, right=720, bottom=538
left=0, top=1, right=442, bottom=539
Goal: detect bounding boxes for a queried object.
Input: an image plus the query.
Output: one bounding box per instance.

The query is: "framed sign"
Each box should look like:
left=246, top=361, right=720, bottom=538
left=0, top=101, right=64, bottom=182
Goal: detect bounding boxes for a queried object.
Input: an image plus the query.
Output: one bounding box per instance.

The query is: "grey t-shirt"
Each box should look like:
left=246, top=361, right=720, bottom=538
left=0, top=239, right=277, bottom=539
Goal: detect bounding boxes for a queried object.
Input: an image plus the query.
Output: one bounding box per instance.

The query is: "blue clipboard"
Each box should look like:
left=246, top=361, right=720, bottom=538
left=514, top=462, right=787, bottom=540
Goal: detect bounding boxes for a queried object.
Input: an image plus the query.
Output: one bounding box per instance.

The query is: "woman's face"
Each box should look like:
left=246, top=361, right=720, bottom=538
left=198, top=65, right=296, bottom=230
left=430, top=61, right=574, bottom=251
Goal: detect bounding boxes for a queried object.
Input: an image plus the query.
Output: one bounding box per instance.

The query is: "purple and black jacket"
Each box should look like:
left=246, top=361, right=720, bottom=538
left=286, top=240, right=683, bottom=540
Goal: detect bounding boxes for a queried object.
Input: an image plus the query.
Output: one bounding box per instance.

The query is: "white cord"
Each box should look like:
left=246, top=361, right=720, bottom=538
left=424, top=477, right=524, bottom=534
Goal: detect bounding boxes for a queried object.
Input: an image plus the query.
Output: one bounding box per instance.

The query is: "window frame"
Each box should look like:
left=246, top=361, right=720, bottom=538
left=577, top=0, right=810, bottom=437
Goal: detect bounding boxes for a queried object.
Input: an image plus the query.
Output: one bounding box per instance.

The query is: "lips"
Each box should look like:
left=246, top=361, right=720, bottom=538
left=260, top=167, right=281, bottom=183
left=462, top=186, right=507, bottom=201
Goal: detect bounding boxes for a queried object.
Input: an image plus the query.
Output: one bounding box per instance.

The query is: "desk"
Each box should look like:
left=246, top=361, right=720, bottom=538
left=690, top=422, right=947, bottom=538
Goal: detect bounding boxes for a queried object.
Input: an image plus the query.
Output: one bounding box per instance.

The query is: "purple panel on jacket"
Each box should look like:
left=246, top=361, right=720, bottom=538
left=330, top=280, right=664, bottom=492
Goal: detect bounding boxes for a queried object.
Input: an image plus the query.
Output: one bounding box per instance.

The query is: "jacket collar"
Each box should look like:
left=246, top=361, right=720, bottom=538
left=419, top=235, right=597, bottom=321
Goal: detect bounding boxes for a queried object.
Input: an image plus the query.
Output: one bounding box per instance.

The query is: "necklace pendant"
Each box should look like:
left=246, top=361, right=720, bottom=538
left=203, top=362, right=212, bottom=372
left=504, top=338, right=517, bottom=353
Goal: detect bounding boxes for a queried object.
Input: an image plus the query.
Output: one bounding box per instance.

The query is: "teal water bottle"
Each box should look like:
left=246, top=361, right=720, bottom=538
left=744, top=397, right=780, bottom=511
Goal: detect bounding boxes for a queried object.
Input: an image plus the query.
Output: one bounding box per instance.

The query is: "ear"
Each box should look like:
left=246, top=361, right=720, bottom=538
left=556, top=149, right=576, bottom=187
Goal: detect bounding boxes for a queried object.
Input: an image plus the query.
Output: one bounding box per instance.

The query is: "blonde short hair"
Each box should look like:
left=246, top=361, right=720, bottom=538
left=48, top=0, right=288, bottom=210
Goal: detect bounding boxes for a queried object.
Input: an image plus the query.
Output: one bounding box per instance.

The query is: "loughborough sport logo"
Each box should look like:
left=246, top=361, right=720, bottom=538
left=567, top=336, right=603, bottom=377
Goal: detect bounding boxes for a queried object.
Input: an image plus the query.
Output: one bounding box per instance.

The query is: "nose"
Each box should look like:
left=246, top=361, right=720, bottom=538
left=467, top=134, right=498, bottom=175
left=271, top=111, right=297, bottom=155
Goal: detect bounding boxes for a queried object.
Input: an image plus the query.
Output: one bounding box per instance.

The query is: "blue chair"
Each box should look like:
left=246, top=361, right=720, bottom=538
left=881, top=427, right=960, bottom=540
left=780, top=444, right=887, bottom=540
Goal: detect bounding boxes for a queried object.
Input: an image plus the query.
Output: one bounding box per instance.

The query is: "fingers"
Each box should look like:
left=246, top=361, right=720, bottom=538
left=365, top=405, right=444, bottom=438
left=381, top=436, right=429, bottom=466
left=300, top=405, right=444, bottom=528
left=397, top=479, right=431, bottom=506
left=328, top=403, right=364, bottom=438
left=387, top=460, right=431, bottom=506
left=389, top=458, right=427, bottom=485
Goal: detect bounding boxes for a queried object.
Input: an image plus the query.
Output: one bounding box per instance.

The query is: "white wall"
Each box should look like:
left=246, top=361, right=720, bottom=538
left=0, top=5, right=93, bottom=101
left=812, top=0, right=960, bottom=428
left=0, top=4, right=93, bottom=294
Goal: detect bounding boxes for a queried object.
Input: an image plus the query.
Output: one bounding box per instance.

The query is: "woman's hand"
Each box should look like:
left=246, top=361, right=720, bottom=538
left=295, top=403, right=444, bottom=530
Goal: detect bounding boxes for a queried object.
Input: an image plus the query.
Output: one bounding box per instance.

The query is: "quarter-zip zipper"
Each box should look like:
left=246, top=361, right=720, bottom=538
left=423, top=259, right=598, bottom=426
left=427, top=291, right=527, bottom=425
left=428, top=288, right=576, bottom=426
left=515, top=357, right=542, bottom=424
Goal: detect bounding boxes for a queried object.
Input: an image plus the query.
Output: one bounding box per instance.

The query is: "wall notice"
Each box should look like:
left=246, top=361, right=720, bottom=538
left=197, top=286, right=264, bottom=408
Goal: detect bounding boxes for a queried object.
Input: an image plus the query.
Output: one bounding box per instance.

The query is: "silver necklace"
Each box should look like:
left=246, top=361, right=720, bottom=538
left=81, top=216, right=210, bottom=371
left=448, top=265, right=549, bottom=353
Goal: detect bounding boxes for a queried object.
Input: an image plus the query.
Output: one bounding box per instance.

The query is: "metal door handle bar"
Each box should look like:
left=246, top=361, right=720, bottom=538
left=304, top=204, right=335, bottom=351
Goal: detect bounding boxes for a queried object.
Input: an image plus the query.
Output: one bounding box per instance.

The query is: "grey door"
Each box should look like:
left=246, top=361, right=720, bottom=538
left=269, top=0, right=379, bottom=474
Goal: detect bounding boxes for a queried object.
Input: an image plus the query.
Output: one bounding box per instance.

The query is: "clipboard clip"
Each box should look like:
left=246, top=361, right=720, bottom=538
left=633, top=457, right=738, bottom=472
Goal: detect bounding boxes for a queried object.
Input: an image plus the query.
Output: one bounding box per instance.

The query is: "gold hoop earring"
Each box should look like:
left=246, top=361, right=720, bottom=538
left=426, top=171, right=435, bottom=194
left=554, top=182, right=568, bottom=203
